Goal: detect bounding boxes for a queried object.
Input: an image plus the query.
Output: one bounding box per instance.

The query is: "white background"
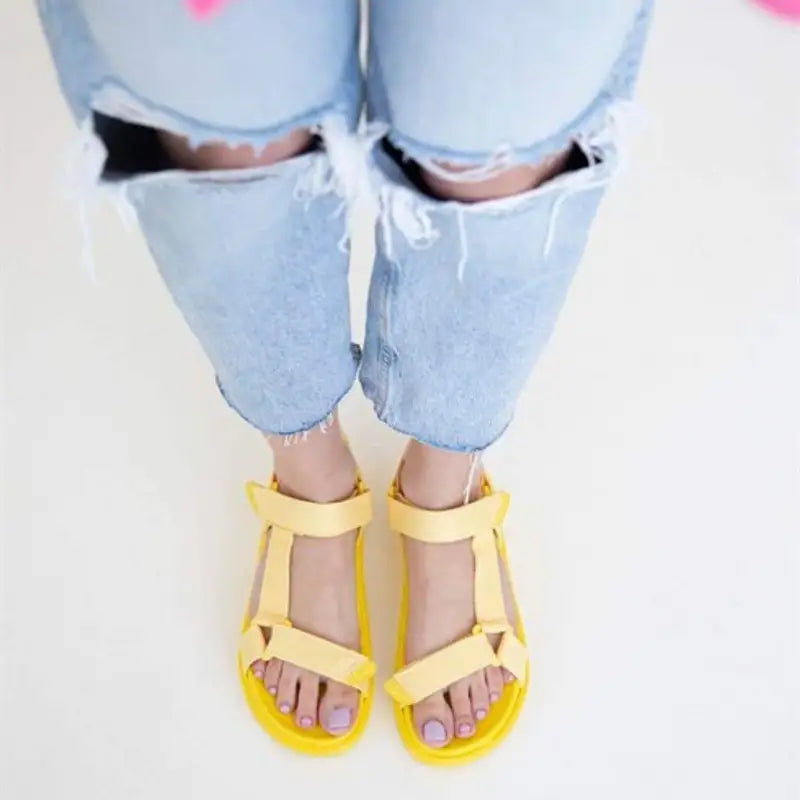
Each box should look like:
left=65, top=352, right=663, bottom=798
left=2, top=2, right=799, bottom=798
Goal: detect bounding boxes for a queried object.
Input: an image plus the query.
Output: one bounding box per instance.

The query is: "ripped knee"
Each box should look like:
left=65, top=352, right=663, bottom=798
left=92, top=112, right=316, bottom=177
left=159, top=127, right=315, bottom=171
left=421, top=148, right=574, bottom=203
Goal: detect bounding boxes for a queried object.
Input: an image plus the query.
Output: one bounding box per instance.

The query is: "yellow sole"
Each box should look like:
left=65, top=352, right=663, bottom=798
left=237, top=487, right=373, bottom=757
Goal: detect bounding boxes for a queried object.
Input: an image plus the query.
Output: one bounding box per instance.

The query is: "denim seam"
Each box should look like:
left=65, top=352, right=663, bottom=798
left=375, top=240, right=398, bottom=419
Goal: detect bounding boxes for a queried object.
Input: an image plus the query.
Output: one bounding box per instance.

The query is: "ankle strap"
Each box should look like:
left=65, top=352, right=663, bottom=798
left=247, top=480, right=372, bottom=538
left=387, top=490, right=509, bottom=543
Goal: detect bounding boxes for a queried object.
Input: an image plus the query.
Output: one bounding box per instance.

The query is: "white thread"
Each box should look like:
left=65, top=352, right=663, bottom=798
left=63, top=115, right=108, bottom=282
left=293, top=117, right=387, bottom=253
left=279, top=413, right=335, bottom=447
left=379, top=185, right=440, bottom=265
left=293, top=154, right=335, bottom=210
left=542, top=173, right=611, bottom=259
left=418, top=144, right=515, bottom=184
left=379, top=186, right=397, bottom=265
left=543, top=99, right=645, bottom=259
left=107, top=183, right=138, bottom=231
left=456, top=208, right=469, bottom=283
left=464, top=451, right=482, bottom=506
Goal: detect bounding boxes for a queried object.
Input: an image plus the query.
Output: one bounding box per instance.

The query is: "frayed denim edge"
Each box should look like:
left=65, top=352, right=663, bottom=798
left=374, top=0, right=654, bottom=171
left=361, top=376, right=511, bottom=454
left=88, top=78, right=359, bottom=152
left=215, top=349, right=360, bottom=438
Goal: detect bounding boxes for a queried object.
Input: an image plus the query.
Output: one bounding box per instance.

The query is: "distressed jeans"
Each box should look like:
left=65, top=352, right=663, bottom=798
left=37, top=0, right=653, bottom=451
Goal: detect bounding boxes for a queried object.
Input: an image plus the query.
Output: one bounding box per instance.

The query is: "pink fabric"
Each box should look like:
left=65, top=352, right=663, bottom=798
left=186, top=0, right=230, bottom=19
left=751, top=0, right=800, bottom=19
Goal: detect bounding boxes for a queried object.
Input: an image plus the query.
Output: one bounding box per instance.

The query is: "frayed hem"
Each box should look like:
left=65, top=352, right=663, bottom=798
left=215, top=355, right=359, bottom=440
left=360, top=378, right=509, bottom=454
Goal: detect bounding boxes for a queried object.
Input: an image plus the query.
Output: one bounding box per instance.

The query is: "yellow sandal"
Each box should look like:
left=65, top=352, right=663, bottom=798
left=384, top=477, right=529, bottom=766
left=238, top=477, right=375, bottom=756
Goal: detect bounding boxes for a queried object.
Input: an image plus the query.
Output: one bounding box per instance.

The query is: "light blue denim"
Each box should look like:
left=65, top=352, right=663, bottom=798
left=37, top=0, right=653, bottom=450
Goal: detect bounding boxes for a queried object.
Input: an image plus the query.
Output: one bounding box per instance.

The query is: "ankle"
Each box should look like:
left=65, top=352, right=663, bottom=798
left=399, top=440, right=482, bottom=510
left=267, top=417, right=357, bottom=504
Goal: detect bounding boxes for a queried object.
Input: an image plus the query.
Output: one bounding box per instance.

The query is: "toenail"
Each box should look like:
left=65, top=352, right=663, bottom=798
left=504, top=673, right=515, bottom=683
left=268, top=686, right=277, bottom=696
left=279, top=702, right=291, bottom=714
left=327, top=707, right=352, bottom=732
left=422, top=720, right=447, bottom=744
left=476, top=709, right=487, bottom=721
left=490, top=692, right=500, bottom=702
left=458, top=722, right=473, bottom=736
left=299, top=716, right=314, bottom=728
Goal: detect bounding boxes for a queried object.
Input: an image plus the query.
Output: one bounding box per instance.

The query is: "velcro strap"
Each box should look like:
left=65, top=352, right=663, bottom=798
left=384, top=633, right=499, bottom=707
left=240, top=624, right=268, bottom=668
left=497, top=631, right=528, bottom=681
left=249, top=524, right=294, bottom=628
left=472, top=529, right=511, bottom=634
left=261, top=624, right=375, bottom=693
left=387, top=491, right=509, bottom=543
left=247, top=482, right=372, bottom=537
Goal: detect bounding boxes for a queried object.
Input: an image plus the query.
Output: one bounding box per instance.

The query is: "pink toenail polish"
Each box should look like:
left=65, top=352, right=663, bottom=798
left=476, top=709, right=487, bottom=721
left=299, top=716, right=314, bottom=728
left=268, top=686, right=277, bottom=696
left=458, top=722, right=473, bottom=736
left=327, top=707, right=352, bottom=732
left=505, top=673, right=515, bottom=683
left=422, top=720, right=447, bottom=744
left=279, top=702, right=291, bottom=714
left=490, top=692, right=500, bottom=703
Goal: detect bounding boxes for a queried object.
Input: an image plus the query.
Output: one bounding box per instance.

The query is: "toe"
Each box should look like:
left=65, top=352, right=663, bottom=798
left=263, top=659, right=281, bottom=695
left=502, top=667, right=515, bottom=685
left=276, top=663, right=300, bottom=715
left=449, top=678, right=476, bottom=738
left=486, top=666, right=504, bottom=703
left=413, top=691, right=454, bottom=748
left=470, top=671, right=490, bottom=722
left=295, top=670, right=320, bottom=729
left=319, top=680, right=359, bottom=736
left=251, top=659, right=266, bottom=681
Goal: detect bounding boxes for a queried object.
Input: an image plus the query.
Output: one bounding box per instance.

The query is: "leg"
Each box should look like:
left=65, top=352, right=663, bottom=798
left=363, top=0, right=654, bottom=746
left=38, top=0, right=364, bottom=733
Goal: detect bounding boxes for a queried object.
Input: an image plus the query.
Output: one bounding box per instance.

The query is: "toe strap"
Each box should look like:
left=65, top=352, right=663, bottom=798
left=385, top=631, right=528, bottom=708
left=241, top=624, right=375, bottom=694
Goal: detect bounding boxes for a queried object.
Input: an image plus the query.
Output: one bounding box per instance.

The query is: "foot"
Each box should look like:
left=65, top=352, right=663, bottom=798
left=249, top=421, right=362, bottom=736
left=399, top=441, right=516, bottom=748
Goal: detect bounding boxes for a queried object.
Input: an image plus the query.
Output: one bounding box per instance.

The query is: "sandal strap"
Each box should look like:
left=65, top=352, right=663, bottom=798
left=387, top=491, right=508, bottom=544
left=247, top=481, right=372, bottom=537
left=390, top=486, right=513, bottom=633
left=386, top=482, right=529, bottom=704
left=242, top=481, right=373, bottom=676
left=472, top=528, right=510, bottom=635
left=242, top=623, right=375, bottom=693
left=385, top=630, right=527, bottom=707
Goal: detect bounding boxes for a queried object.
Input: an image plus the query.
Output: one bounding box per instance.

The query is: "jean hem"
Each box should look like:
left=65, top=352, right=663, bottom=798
left=216, top=360, right=359, bottom=438
left=361, top=377, right=511, bottom=453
